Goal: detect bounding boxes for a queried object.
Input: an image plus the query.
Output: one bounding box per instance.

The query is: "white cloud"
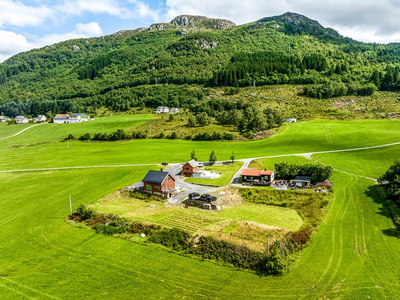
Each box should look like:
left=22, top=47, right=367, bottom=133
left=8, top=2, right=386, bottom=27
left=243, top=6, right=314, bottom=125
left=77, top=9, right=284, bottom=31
left=128, top=0, right=161, bottom=22
left=36, top=22, right=103, bottom=46
left=0, top=0, right=55, bottom=27
left=76, top=22, right=103, bottom=36
left=55, top=0, right=123, bottom=17
left=0, top=22, right=103, bottom=62
left=0, top=30, right=35, bottom=62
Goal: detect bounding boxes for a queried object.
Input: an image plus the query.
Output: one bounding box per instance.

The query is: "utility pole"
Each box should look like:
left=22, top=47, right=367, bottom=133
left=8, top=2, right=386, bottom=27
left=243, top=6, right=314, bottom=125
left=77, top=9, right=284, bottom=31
left=253, top=80, right=256, bottom=89
left=150, top=124, right=152, bottom=138
left=268, top=234, right=270, bottom=255
left=69, top=194, right=72, bottom=216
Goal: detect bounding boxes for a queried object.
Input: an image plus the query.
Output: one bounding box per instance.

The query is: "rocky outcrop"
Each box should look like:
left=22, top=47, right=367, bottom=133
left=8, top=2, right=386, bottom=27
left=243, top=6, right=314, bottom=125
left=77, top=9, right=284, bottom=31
left=72, top=45, right=80, bottom=51
left=195, top=39, right=218, bottom=49
left=148, top=23, right=174, bottom=31
left=112, top=28, right=147, bottom=38
left=171, top=15, right=208, bottom=26
left=171, top=15, right=236, bottom=30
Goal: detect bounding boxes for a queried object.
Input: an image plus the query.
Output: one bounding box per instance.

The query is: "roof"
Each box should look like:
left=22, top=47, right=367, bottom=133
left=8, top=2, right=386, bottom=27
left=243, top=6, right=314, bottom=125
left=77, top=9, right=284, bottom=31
left=241, top=169, right=274, bottom=176
left=293, top=176, right=311, bottom=182
left=186, top=159, right=199, bottom=168
left=55, top=114, right=69, bottom=118
left=0, top=116, right=10, bottom=119
left=157, top=106, right=168, bottom=109
left=143, top=170, right=173, bottom=184
left=70, top=113, right=89, bottom=118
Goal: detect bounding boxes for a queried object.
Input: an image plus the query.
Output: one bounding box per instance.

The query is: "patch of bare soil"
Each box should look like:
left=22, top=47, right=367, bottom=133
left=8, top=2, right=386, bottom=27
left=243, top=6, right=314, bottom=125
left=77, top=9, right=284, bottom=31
left=215, top=187, right=243, bottom=207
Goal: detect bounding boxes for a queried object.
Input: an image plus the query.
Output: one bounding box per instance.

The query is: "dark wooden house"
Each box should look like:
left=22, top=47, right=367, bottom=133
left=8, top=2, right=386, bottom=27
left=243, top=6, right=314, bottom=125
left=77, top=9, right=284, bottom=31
left=142, top=170, right=176, bottom=199
left=182, top=159, right=199, bottom=177
left=241, top=169, right=275, bottom=186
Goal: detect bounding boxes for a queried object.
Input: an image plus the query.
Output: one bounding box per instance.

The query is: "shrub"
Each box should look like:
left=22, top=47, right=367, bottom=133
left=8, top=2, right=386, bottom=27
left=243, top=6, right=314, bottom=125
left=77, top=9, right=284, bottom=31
left=79, top=133, right=91, bottom=141
left=94, top=224, right=128, bottom=235
left=148, top=228, right=191, bottom=251
left=287, top=226, right=313, bottom=250
left=129, top=221, right=161, bottom=235
left=76, top=204, right=95, bottom=220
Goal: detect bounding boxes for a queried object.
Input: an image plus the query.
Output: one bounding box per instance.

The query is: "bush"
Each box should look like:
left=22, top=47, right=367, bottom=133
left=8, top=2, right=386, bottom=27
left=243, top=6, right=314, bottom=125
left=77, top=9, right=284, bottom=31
left=148, top=228, right=191, bottom=251
left=94, top=224, right=128, bottom=235
left=129, top=221, right=161, bottom=235
left=168, top=132, right=178, bottom=139
left=79, top=133, right=91, bottom=141
left=287, top=226, right=313, bottom=250
left=75, top=204, right=95, bottom=220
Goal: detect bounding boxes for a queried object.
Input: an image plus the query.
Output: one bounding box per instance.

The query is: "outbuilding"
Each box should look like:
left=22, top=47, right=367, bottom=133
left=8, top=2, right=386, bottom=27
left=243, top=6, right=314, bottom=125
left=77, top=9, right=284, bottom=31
left=285, top=118, right=297, bottom=123
left=0, top=116, right=11, bottom=122
left=142, top=170, right=176, bottom=199
left=182, top=159, right=199, bottom=177
left=156, top=106, right=169, bottom=113
left=291, top=176, right=311, bottom=188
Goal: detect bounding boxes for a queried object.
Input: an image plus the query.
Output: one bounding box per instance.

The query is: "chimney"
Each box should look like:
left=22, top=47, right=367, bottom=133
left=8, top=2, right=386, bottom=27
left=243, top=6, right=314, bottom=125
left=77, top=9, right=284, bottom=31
left=160, top=168, right=163, bottom=172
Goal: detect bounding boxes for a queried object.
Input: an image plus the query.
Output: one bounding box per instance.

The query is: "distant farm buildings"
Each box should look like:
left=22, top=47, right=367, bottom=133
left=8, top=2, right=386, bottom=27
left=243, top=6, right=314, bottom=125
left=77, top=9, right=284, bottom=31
left=15, top=116, right=30, bottom=124
left=0, top=116, right=11, bottom=122
left=156, top=106, right=179, bottom=114
left=285, top=118, right=297, bottom=123
left=34, top=115, right=46, bottom=123
left=54, top=113, right=89, bottom=124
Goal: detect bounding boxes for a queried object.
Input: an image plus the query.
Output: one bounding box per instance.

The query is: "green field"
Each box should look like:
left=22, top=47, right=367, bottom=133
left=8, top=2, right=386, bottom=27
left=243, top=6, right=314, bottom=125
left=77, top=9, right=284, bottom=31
left=185, top=162, right=244, bottom=186
left=1, top=117, right=400, bottom=298
left=1, top=119, right=400, bottom=171
left=0, top=122, right=36, bottom=139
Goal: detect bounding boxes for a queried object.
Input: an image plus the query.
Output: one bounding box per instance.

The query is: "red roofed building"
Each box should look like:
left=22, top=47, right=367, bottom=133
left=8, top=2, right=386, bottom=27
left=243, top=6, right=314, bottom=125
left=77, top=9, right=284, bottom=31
left=241, top=169, right=275, bottom=186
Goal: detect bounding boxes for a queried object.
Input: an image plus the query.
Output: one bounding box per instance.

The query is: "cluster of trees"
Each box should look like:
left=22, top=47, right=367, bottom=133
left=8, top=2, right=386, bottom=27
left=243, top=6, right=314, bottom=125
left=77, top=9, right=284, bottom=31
left=0, top=99, right=77, bottom=118
left=212, top=52, right=328, bottom=86
left=275, top=162, right=333, bottom=183
left=303, top=80, right=377, bottom=99
left=78, top=54, right=112, bottom=80
left=191, top=132, right=234, bottom=141
left=379, top=161, right=400, bottom=229
left=68, top=130, right=147, bottom=142
left=187, top=112, right=211, bottom=127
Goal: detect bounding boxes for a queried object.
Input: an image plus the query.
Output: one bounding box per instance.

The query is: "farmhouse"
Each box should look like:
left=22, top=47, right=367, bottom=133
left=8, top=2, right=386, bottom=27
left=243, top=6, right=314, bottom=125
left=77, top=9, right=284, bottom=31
left=182, top=159, right=199, bottom=177
left=34, top=115, right=46, bottom=123
left=170, top=108, right=180, bottom=113
left=142, top=170, right=176, bottom=199
left=0, top=116, right=11, bottom=122
left=156, top=106, right=169, bottom=113
left=241, top=169, right=275, bottom=185
left=15, top=116, right=30, bottom=124
left=54, top=113, right=89, bottom=124
left=291, top=176, right=311, bottom=188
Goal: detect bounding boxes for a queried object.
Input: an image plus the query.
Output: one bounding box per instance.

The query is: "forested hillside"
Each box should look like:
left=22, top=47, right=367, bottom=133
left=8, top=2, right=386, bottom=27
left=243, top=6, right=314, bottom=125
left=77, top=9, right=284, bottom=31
left=2, top=12, right=400, bottom=117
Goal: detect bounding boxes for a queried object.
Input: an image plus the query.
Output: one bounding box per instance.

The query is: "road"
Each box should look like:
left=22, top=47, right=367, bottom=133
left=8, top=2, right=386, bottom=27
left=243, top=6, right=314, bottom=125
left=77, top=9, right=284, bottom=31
left=0, top=123, right=47, bottom=141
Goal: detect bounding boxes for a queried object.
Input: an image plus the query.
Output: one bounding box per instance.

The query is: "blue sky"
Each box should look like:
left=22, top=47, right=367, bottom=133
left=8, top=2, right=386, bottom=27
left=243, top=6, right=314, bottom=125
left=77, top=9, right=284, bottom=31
left=1, top=0, right=400, bottom=62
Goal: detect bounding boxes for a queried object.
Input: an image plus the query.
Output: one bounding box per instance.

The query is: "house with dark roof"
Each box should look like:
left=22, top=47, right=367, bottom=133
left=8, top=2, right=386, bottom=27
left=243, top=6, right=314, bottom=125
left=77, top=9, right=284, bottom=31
left=241, top=169, right=275, bottom=186
left=182, top=159, right=199, bottom=177
left=142, top=170, right=176, bottom=199
left=291, top=176, right=311, bottom=188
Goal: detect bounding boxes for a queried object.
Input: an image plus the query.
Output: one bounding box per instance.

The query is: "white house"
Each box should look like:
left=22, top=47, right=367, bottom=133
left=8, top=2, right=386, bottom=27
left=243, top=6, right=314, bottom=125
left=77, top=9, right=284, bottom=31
left=285, top=118, right=297, bottom=123
left=156, top=106, right=169, bottom=113
left=54, top=113, right=89, bottom=124
left=15, top=116, right=30, bottom=124
left=170, top=108, right=180, bottom=113
left=34, top=115, right=46, bottom=123
left=0, top=116, right=11, bottom=122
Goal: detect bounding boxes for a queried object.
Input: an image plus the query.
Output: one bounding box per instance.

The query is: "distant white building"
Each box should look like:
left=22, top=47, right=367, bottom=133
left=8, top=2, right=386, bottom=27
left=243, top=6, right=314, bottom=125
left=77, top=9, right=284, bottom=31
left=156, top=106, right=169, bottom=113
left=170, top=108, right=180, bottom=113
left=0, top=116, right=11, bottom=122
left=54, top=113, right=89, bottom=124
left=34, top=115, right=46, bottom=123
left=15, top=116, right=30, bottom=124
left=285, top=118, right=297, bottom=123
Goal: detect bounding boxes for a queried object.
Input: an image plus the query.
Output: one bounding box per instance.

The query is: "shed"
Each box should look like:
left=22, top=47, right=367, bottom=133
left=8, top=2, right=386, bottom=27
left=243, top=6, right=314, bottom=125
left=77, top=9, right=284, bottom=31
left=291, top=176, right=311, bottom=188
left=182, top=159, right=199, bottom=177
left=285, top=118, right=297, bottom=123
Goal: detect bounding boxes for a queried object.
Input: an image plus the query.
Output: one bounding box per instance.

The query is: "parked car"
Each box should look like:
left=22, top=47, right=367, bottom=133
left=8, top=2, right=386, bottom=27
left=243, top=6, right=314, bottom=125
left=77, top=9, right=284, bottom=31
left=188, top=192, right=200, bottom=200
left=200, top=194, right=211, bottom=201
left=161, top=162, right=168, bottom=166
left=206, top=195, right=217, bottom=202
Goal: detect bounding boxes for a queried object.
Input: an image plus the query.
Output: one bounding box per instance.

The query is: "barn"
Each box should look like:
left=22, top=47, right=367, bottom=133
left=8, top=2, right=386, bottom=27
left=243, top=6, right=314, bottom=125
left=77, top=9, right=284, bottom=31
left=182, top=160, right=199, bottom=177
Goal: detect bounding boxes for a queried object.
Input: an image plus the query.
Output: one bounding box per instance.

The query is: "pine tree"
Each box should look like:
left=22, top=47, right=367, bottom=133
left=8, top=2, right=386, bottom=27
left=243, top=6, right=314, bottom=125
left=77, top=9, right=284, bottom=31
left=190, top=149, right=197, bottom=161
left=209, top=150, right=217, bottom=164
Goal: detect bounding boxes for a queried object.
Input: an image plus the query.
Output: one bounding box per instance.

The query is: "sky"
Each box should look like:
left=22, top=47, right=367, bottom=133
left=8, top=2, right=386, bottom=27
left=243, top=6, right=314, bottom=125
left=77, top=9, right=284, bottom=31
left=1, top=0, right=400, bottom=63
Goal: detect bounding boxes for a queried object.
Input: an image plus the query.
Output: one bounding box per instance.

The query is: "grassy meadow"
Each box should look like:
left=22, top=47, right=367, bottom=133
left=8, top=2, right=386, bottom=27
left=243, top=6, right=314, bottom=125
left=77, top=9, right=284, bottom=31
left=1, top=115, right=400, bottom=298
left=185, top=161, right=244, bottom=186
left=1, top=118, right=400, bottom=171
left=0, top=121, right=36, bottom=139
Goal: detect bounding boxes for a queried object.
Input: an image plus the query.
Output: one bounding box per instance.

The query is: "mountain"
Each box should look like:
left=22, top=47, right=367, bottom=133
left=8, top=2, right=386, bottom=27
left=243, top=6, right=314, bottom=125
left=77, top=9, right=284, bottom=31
left=1, top=12, right=400, bottom=117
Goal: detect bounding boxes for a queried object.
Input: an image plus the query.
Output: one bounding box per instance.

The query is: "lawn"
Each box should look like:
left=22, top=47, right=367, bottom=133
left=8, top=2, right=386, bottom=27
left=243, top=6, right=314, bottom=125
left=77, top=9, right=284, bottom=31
left=91, top=191, right=302, bottom=231
left=0, top=121, right=35, bottom=139
left=185, top=161, right=244, bottom=186
left=1, top=119, right=400, bottom=171
left=0, top=114, right=153, bottom=147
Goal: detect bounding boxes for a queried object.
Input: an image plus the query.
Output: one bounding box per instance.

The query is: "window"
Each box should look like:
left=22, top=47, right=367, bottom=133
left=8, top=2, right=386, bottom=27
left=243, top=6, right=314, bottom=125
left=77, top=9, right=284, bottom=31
left=186, top=168, right=189, bottom=171
left=244, top=176, right=247, bottom=180
left=250, top=176, right=253, bottom=180
left=146, top=184, right=152, bottom=191
left=155, top=185, right=160, bottom=190
left=261, top=177, right=264, bottom=182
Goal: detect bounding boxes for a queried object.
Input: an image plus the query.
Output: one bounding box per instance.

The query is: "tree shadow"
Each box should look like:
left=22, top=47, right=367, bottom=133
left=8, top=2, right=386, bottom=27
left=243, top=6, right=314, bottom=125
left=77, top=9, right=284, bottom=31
left=364, top=185, right=400, bottom=238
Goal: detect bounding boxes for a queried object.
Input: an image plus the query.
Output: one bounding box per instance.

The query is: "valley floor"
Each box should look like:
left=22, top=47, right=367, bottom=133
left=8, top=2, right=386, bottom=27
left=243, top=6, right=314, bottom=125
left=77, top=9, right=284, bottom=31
left=0, top=116, right=399, bottom=299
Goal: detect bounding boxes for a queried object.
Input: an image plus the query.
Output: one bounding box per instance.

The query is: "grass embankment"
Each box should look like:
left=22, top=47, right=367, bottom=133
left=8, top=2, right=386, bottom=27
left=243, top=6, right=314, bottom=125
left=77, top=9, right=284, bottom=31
left=91, top=190, right=302, bottom=232
left=0, top=121, right=35, bottom=139
left=0, top=114, right=153, bottom=146
left=135, top=112, right=239, bottom=139
left=185, top=162, right=244, bottom=186
left=1, top=119, right=400, bottom=170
